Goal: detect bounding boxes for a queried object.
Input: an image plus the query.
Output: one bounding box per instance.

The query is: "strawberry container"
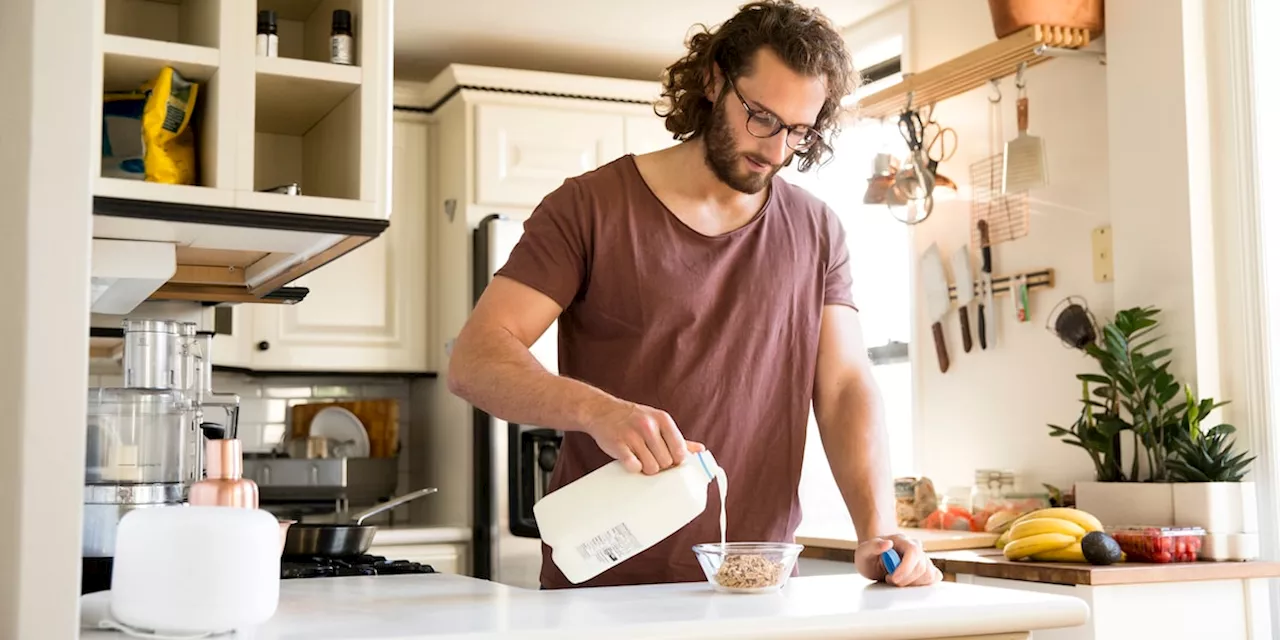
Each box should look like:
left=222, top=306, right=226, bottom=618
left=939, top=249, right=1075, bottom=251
left=1107, top=526, right=1205, bottom=563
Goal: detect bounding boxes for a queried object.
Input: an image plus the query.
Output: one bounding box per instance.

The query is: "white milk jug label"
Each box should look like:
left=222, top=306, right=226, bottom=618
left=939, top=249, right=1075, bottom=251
left=577, top=523, right=642, bottom=565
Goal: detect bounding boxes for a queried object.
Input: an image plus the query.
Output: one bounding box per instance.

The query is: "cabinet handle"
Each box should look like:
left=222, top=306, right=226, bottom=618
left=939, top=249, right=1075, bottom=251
left=257, top=341, right=270, bottom=351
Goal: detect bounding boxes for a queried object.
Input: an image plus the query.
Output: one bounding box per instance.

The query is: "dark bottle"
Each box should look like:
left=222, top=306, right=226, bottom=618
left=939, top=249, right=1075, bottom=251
left=330, top=10, right=354, bottom=65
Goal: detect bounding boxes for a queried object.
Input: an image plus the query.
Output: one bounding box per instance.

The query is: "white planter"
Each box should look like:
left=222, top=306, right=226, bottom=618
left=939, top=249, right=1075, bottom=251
left=1172, top=481, right=1258, bottom=533
left=1073, top=482, right=1175, bottom=527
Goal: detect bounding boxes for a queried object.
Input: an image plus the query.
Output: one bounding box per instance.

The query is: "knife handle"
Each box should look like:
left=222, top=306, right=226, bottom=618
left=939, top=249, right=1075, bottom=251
left=958, top=307, right=973, bottom=353
left=932, top=322, right=950, bottom=373
left=977, top=304, right=988, bottom=350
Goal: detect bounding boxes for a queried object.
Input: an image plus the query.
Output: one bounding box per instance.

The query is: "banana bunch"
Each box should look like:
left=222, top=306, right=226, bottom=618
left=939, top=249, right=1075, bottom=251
left=998, top=508, right=1103, bottom=562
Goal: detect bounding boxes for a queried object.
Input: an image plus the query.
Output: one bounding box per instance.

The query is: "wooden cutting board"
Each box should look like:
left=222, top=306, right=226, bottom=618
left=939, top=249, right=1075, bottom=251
left=289, top=399, right=399, bottom=458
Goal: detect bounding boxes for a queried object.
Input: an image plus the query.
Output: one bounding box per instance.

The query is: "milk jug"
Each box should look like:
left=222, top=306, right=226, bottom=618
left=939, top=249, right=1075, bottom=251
left=534, top=449, right=723, bottom=584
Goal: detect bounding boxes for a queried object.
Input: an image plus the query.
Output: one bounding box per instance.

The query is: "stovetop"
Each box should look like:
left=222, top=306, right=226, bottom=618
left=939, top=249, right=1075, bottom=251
left=280, top=554, right=437, bottom=579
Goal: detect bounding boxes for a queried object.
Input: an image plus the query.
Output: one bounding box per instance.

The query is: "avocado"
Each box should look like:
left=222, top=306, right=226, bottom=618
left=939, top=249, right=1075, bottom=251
left=1081, top=531, right=1123, bottom=565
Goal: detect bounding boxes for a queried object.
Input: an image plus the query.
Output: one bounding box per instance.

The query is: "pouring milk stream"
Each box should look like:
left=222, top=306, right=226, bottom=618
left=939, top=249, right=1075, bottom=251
left=533, top=449, right=728, bottom=584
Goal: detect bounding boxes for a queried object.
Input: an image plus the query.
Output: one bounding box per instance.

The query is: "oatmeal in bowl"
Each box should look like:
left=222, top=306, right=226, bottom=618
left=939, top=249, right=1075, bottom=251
left=692, top=542, right=804, bottom=593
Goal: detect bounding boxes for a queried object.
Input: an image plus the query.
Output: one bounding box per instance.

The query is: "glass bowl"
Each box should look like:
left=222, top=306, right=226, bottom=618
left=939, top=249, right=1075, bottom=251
left=692, top=542, right=804, bottom=594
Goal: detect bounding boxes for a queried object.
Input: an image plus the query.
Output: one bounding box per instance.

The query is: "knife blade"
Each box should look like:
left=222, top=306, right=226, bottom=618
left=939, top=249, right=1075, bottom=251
left=950, top=245, right=975, bottom=353
left=977, top=220, right=995, bottom=350
left=921, top=243, right=952, bottom=373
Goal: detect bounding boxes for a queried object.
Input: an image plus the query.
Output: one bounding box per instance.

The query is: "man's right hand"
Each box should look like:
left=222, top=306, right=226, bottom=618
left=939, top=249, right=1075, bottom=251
left=583, top=400, right=704, bottom=475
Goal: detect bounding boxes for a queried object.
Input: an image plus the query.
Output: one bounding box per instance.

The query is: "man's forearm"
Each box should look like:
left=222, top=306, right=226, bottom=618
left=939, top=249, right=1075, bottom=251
left=446, top=323, right=617, bottom=433
left=816, top=381, right=897, bottom=540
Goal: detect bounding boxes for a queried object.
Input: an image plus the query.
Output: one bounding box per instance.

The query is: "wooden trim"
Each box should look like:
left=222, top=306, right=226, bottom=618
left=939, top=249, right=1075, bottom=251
left=149, top=283, right=294, bottom=304
left=248, top=234, right=373, bottom=296
left=854, top=25, right=1093, bottom=120
left=171, top=265, right=246, bottom=286
left=931, top=549, right=1280, bottom=586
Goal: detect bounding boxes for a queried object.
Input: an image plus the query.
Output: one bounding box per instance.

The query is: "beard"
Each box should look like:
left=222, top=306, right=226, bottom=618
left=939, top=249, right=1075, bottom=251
left=703, top=92, right=784, bottom=195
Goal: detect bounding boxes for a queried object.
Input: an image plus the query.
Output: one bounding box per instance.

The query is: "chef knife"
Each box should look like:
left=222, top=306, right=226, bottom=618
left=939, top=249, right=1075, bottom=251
left=920, top=243, right=951, bottom=373
left=950, top=245, right=975, bottom=353
left=977, top=220, right=996, bottom=349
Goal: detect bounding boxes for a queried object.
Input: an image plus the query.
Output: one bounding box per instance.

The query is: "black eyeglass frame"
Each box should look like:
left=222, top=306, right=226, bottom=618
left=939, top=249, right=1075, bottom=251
left=720, top=66, right=823, bottom=153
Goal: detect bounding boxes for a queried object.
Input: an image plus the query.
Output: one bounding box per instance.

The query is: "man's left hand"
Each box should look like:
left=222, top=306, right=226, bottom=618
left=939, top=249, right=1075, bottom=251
left=853, top=534, right=941, bottom=587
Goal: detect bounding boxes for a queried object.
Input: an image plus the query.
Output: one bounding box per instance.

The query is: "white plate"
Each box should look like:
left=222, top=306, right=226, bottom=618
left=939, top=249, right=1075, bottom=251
left=306, top=406, right=370, bottom=458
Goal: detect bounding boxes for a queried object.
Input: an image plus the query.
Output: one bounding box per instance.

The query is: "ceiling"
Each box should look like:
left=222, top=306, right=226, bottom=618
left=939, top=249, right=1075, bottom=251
left=393, top=0, right=897, bottom=82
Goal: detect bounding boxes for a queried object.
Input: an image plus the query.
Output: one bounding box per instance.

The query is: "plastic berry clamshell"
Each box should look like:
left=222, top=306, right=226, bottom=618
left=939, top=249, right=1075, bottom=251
left=1107, top=526, right=1205, bottom=563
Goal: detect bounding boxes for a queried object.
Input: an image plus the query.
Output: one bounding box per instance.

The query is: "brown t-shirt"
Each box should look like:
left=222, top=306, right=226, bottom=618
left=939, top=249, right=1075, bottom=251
left=494, top=154, right=855, bottom=589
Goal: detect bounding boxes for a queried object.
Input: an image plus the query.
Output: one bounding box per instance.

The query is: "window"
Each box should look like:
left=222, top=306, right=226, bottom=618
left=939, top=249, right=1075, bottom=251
left=783, top=119, right=915, bottom=533
left=785, top=14, right=914, bottom=533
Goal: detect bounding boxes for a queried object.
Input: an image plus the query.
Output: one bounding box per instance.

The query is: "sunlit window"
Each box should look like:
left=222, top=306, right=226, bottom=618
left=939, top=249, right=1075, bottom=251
left=785, top=59, right=914, bottom=533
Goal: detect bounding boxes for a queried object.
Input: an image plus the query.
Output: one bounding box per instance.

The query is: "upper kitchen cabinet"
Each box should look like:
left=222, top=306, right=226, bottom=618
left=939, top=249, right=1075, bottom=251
left=399, top=65, right=667, bottom=219
left=92, top=0, right=393, bottom=311
left=240, top=112, right=431, bottom=373
left=474, top=104, right=625, bottom=208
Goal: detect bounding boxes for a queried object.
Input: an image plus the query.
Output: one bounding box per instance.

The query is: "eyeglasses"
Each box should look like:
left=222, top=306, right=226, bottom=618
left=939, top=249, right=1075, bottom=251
left=722, top=71, right=822, bottom=153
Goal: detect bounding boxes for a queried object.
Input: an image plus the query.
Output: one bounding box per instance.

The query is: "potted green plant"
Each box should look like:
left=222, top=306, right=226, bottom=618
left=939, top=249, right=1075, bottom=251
left=1047, top=307, right=1258, bottom=545
left=1168, top=386, right=1258, bottom=559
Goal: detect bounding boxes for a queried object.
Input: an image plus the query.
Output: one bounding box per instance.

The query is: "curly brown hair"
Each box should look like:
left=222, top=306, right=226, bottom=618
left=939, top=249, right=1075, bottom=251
left=655, top=0, right=858, bottom=172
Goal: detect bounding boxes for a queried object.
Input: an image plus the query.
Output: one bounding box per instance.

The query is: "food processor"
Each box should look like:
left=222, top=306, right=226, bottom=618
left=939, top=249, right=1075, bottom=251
left=82, top=318, right=240, bottom=593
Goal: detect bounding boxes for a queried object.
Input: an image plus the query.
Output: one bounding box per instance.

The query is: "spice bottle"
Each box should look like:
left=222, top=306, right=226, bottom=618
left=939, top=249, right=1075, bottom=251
left=256, top=10, right=278, bottom=58
left=330, top=10, right=354, bottom=65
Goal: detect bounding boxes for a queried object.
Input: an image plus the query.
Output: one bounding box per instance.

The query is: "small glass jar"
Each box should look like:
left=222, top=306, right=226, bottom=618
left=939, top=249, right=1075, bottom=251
left=971, top=469, right=1015, bottom=512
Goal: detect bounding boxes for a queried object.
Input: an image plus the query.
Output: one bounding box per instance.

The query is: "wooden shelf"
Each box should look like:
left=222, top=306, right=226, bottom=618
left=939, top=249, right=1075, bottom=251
left=854, top=25, right=1098, bottom=120
left=95, top=177, right=233, bottom=208
left=102, top=33, right=219, bottom=89
left=256, top=56, right=362, bottom=135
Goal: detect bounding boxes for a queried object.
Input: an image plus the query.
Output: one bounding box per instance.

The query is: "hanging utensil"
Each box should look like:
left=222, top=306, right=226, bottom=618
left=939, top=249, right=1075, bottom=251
left=977, top=220, right=996, bottom=349
left=1003, top=63, right=1048, bottom=193
left=950, top=245, right=975, bottom=353
left=920, top=244, right=952, bottom=373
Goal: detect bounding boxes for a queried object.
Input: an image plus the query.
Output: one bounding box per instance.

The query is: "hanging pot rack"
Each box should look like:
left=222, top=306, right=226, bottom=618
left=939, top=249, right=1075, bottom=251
left=853, top=25, right=1105, bottom=121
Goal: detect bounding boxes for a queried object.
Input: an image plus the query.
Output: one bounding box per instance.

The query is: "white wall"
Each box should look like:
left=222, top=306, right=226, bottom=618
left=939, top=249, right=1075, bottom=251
left=901, top=0, right=1113, bottom=494
left=0, top=0, right=97, bottom=636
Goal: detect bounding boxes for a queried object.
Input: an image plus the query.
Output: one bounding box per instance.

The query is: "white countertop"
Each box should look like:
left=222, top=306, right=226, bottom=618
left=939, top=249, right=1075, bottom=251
left=81, top=572, right=1088, bottom=640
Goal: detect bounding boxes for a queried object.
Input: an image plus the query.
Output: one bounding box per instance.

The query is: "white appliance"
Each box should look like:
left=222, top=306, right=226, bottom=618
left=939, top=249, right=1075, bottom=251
left=471, top=214, right=562, bottom=589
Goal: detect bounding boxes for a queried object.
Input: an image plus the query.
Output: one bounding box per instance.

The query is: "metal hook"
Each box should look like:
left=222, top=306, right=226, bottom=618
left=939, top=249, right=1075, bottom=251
left=1015, top=62, right=1027, bottom=89
left=988, top=79, right=1002, bottom=103
left=905, top=91, right=914, bottom=111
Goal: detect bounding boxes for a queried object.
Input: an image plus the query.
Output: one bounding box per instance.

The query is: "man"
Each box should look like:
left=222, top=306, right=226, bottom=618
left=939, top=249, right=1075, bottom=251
left=447, top=0, right=941, bottom=590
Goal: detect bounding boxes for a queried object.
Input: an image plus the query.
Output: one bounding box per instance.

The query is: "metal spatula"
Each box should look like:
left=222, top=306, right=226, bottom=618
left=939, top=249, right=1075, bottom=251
left=1003, top=79, right=1047, bottom=194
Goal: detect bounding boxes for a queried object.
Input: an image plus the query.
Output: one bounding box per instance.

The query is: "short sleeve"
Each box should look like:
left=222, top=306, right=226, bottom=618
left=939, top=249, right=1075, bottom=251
left=494, top=179, right=590, bottom=309
left=822, top=208, right=858, bottom=311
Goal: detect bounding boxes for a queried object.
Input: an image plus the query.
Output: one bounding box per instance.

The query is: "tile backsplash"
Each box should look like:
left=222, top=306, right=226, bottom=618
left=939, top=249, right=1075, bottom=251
left=87, top=371, right=418, bottom=514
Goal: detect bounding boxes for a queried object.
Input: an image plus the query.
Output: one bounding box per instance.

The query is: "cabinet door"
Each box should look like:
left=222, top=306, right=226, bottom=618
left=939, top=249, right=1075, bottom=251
left=248, top=116, right=430, bottom=372
left=475, top=104, right=624, bottom=208
left=625, top=114, right=677, bottom=155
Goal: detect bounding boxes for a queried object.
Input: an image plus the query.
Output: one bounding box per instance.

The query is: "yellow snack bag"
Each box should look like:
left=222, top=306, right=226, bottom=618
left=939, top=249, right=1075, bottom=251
left=140, top=67, right=199, bottom=185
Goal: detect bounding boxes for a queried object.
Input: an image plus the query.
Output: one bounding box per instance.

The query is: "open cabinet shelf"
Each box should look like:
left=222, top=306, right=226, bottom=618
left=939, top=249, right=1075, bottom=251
left=102, top=34, right=219, bottom=88
left=255, top=56, right=362, bottom=135
left=91, top=0, right=392, bottom=305
left=854, top=25, right=1102, bottom=120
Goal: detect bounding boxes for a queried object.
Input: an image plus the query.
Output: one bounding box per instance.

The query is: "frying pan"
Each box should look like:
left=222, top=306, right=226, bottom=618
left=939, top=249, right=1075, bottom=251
left=283, top=487, right=438, bottom=557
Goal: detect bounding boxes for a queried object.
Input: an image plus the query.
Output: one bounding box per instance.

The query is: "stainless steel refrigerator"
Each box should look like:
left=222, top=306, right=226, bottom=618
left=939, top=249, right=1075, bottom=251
left=470, top=214, right=563, bottom=589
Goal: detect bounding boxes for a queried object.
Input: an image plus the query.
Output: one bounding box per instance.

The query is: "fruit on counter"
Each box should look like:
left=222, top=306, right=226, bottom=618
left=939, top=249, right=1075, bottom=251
left=1000, top=507, right=1107, bottom=562
left=1009, top=507, right=1103, bottom=533
left=1081, top=531, right=1123, bottom=565
left=920, top=505, right=974, bottom=531
left=1008, top=517, right=1087, bottom=541
left=983, top=509, right=1020, bottom=534
left=1003, top=532, right=1077, bottom=560
left=994, top=529, right=1011, bottom=550
left=1030, top=541, right=1084, bottom=563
